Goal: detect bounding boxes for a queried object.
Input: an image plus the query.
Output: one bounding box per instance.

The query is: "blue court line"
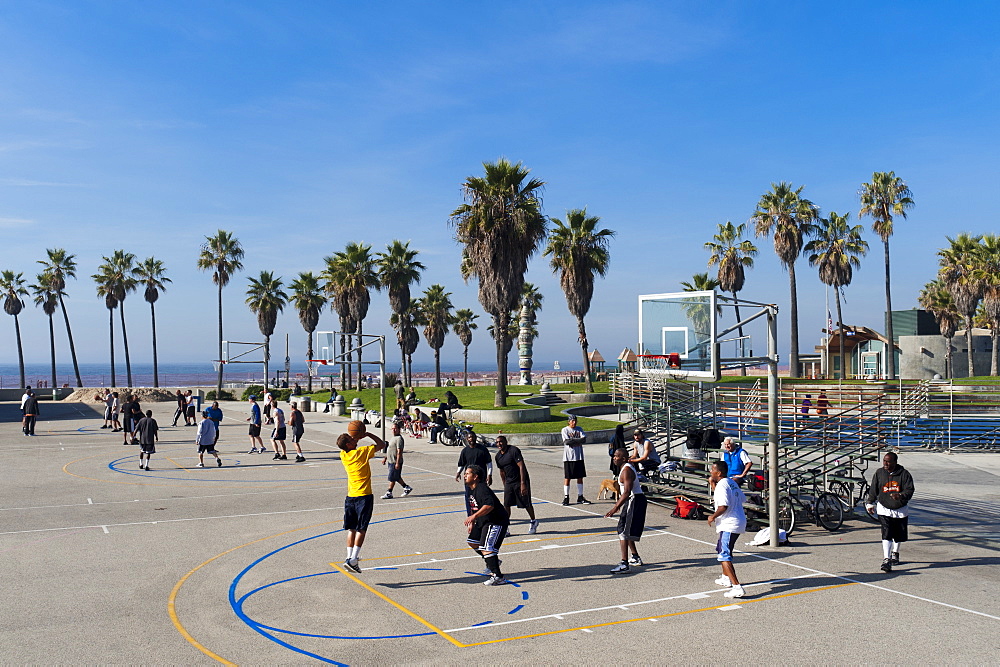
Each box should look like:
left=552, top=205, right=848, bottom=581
left=507, top=605, right=524, bottom=615
left=415, top=567, right=442, bottom=571
left=522, top=591, right=529, bottom=601
left=372, top=567, right=398, bottom=570
left=471, top=621, right=492, bottom=627
left=107, top=454, right=349, bottom=483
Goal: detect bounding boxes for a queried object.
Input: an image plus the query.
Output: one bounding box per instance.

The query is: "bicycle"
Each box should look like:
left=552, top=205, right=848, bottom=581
left=772, top=468, right=844, bottom=535
left=439, top=420, right=477, bottom=447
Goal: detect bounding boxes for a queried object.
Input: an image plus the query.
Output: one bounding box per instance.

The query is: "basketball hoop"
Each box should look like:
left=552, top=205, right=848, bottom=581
left=212, top=360, right=225, bottom=373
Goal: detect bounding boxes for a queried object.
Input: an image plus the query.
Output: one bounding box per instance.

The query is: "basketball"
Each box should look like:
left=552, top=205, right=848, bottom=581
left=347, top=420, right=367, bottom=440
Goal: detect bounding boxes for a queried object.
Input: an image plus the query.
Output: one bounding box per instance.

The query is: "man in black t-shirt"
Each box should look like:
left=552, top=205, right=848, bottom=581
left=134, top=410, right=159, bottom=470
left=463, top=464, right=510, bottom=586
left=494, top=435, right=539, bottom=534
left=456, top=437, right=493, bottom=514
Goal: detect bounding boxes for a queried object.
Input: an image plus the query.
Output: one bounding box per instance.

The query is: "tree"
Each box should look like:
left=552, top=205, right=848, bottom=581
left=38, top=249, right=83, bottom=387
left=705, top=221, right=757, bottom=351
left=451, top=158, right=546, bottom=407
left=197, top=230, right=245, bottom=396
left=938, top=233, right=985, bottom=378
left=751, top=182, right=818, bottom=378
left=289, top=272, right=326, bottom=392
left=452, top=308, right=479, bottom=386
left=320, top=259, right=356, bottom=390
left=0, top=270, right=28, bottom=388
left=95, top=251, right=138, bottom=387
left=859, top=171, right=914, bottom=380
left=979, top=234, right=1000, bottom=375
left=545, top=209, right=614, bottom=392
left=133, top=257, right=170, bottom=387
left=245, top=271, right=287, bottom=393
left=325, top=243, right=379, bottom=390
left=516, top=282, right=544, bottom=384
left=92, top=263, right=120, bottom=387
left=390, top=306, right=420, bottom=387
left=30, top=272, right=60, bottom=391
left=376, top=240, right=425, bottom=379
left=805, top=212, right=869, bottom=379
left=416, top=284, right=454, bottom=387
left=680, top=273, right=720, bottom=364
left=918, top=279, right=960, bottom=379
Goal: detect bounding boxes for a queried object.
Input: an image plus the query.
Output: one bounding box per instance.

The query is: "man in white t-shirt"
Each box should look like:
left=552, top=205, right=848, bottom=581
left=707, top=459, right=747, bottom=599
left=561, top=417, right=591, bottom=506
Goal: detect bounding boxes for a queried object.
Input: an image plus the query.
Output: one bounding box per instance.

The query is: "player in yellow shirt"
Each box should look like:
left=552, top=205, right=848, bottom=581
left=337, top=429, right=387, bottom=573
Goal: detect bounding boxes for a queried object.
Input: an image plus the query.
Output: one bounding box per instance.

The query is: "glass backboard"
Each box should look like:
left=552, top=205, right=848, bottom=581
left=638, top=291, right=718, bottom=379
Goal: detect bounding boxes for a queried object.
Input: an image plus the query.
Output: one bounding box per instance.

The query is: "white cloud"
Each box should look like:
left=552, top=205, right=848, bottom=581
left=0, top=217, right=35, bottom=227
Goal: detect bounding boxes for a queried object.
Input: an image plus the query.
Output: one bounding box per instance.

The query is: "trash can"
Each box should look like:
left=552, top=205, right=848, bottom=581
left=298, top=396, right=312, bottom=412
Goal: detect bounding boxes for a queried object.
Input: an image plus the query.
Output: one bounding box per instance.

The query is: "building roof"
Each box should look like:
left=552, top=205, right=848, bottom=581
left=588, top=349, right=605, bottom=363
left=618, top=347, right=637, bottom=362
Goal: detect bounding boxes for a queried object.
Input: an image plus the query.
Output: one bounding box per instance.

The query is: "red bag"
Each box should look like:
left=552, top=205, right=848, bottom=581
left=671, top=496, right=702, bottom=520
left=747, top=473, right=767, bottom=492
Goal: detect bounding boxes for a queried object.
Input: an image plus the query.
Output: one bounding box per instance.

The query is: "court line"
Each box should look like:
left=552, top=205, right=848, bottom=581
left=164, top=457, right=189, bottom=471
left=329, top=562, right=465, bottom=647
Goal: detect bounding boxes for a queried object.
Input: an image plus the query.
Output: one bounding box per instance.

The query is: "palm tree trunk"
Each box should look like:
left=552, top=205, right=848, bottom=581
left=356, top=324, right=363, bottom=392
left=835, top=288, right=846, bottom=379
left=434, top=346, right=441, bottom=387
left=732, top=291, right=745, bottom=353
left=306, top=330, right=314, bottom=393
left=263, top=335, right=270, bottom=395
left=150, top=301, right=159, bottom=387
left=406, top=354, right=413, bottom=387
left=216, top=284, right=224, bottom=396
left=992, top=328, right=999, bottom=377
left=400, top=342, right=407, bottom=389
left=58, top=294, right=83, bottom=387
left=946, top=335, right=953, bottom=379
left=13, top=314, right=25, bottom=389
left=494, top=313, right=508, bottom=407
left=109, top=307, right=116, bottom=388
left=339, top=332, right=348, bottom=390
left=882, top=239, right=896, bottom=379
left=788, top=262, right=800, bottom=378
left=120, top=303, right=133, bottom=388
left=463, top=345, right=469, bottom=386
left=578, top=316, right=593, bottom=393
left=966, top=314, right=975, bottom=378
left=48, top=313, right=57, bottom=391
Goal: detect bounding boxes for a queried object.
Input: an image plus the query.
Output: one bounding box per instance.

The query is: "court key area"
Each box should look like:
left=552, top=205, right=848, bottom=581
left=2, top=399, right=998, bottom=664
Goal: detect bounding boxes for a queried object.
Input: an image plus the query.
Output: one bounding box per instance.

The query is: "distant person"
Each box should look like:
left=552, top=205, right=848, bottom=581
left=561, top=417, right=591, bottom=505
left=134, top=410, right=159, bottom=470
left=605, top=448, right=646, bottom=573
left=293, top=382, right=303, bottom=396
left=21, top=389, right=39, bottom=436
left=196, top=410, right=222, bottom=468
left=394, top=380, right=406, bottom=411
left=121, top=395, right=138, bottom=445
left=184, top=390, right=196, bottom=426
left=801, top=395, right=812, bottom=416
left=101, top=389, right=113, bottom=429
left=271, top=403, right=287, bottom=460
left=289, top=401, right=306, bottom=462
left=865, top=452, right=915, bottom=573
left=707, top=459, right=747, bottom=599
left=263, top=389, right=274, bottom=425
left=607, top=424, right=626, bottom=476
left=816, top=392, right=829, bottom=416
left=405, top=388, right=422, bottom=406
left=172, top=389, right=186, bottom=427
left=463, top=464, right=510, bottom=586
left=110, top=392, right=122, bottom=432
left=380, top=422, right=412, bottom=499
left=337, top=427, right=388, bottom=573
left=20, top=385, right=32, bottom=417
left=442, top=390, right=461, bottom=419
left=246, top=395, right=265, bottom=454
left=721, top=437, right=752, bottom=487
left=494, top=435, right=539, bottom=534
left=429, top=410, right=448, bottom=444
left=629, top=428, right=661, bottom=477
left=205, top=401, right=224, bottom=445
left=456, top=434, right=493, bottom=512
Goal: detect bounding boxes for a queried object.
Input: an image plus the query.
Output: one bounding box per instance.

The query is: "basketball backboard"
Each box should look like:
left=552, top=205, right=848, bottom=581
left=638, top=291, right=718, bottom=379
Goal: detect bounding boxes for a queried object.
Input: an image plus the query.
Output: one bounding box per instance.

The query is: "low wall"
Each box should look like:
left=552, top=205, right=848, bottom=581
left=450, top=405, right=551, bottom=424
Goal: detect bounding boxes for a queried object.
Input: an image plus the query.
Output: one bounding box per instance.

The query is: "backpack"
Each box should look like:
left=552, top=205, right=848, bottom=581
left=671, top=496, right=702, bottom=520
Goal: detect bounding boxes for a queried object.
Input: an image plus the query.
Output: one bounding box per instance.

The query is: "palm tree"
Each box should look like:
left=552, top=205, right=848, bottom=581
left=289, top=272, right=326, bottom=392
left=859, top=171, right=914, bottom=380
left=452, top=308, right=479, bottom=386
left=197, top=231, right=245, bottom=396
left=390, top=306, right=421, bottom=387
left=30, top=273, right=60, bottom=391
left=751, top=182, right=818, bottom=378
left=245, top=272, right=287, bottom=393
left=96, top=251, right=138, bottom=387
left=705, top=221, right=757, bottom=351
left=938, top=233, right=985, bottom=378
left=979, top=234, right=1000, bottom=375
left=416, top=284, right=454, bottom=387
left=0, top=270, right=28, bottom=388
left=92, top=264, right=120, bottom=387
left=919, top=279, right=960, bottom=379
left=38, top=249, right=83, bottom=387
left=544, top=209, right=614, bottom=392
left=320, top=259, right=356, bottom=390
left=376, top=240, right=425, bottom=378
left=326, top=243, right=379, bottom=390
left=133, top=257, right=170, bottom=387
left=680, top=273, right=720, bottom=366
left=805, top=212, right=869, bottom=379
left=451, top=158, right=547, bottom=407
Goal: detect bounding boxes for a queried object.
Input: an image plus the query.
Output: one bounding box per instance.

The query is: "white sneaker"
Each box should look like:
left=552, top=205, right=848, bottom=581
left=528, top=520, right=539, bottom=534
left=715, top=575, right=732, bottom=587
left=402, top=486, right=413, bottom=496
left=381, top=491, right=393, bottom=499
left=196, top=463, right=205, bottom=468
left=484, top=575, right=507, bottom=586
left=610, top=562, right=630, bottom=574
left=723, top=585, right=746, bottom=598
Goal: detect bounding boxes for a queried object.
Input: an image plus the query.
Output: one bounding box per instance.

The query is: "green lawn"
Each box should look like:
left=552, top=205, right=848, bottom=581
left=307, top=381, right=611, bottom=411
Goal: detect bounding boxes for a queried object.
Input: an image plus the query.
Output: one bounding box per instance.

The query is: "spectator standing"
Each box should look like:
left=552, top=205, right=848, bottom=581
left=263, top=389, right=274, bottom=425
left=561, top=417, right=591, bottom=505
left=110, top=392, right=122, bottom=432
left=707, top=460, right=747, bottom=599
left=22, top=389, right=39, bottom=436
left=380, top=422, right=412, bottom=499
left=394, top=380, right=406, bottom=412
left=289, top=402, right=306, bottom=462
left=134, top=410, right=159, bottom=470
left=865, top=452, right=915, bottom=573
left=184, top=390, right=196, bottom=426
left=607, top=424, right=626, bottom=476
left=101, top=389, right=113, bottom=429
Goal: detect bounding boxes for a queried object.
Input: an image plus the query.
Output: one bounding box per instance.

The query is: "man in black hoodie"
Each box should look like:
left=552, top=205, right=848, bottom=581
left=865, top=452, right=915, bottom=573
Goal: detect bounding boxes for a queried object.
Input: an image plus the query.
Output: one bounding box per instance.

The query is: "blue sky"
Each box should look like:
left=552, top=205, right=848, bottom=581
left=1, top=1, right=997, bottom=372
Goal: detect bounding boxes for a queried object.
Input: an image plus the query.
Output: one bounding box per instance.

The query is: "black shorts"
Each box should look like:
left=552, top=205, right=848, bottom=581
left=292, top=427, right=304, bottom=443
left=503, top=482, right=532, bottom=509
left=617, top=494, right=647, bottom=541
left=878, top=515, right=909, bottom=543
left=563, top=460, right=586, bottom=479
left=140, top=442, right=155, bottom=454
left=271, top=427, right=286, bottom=441
left=198, top=444, right=218, bottom=454
left=186, top=406, right=195, bottom=417
left=249, top=424, right=261, bottom=437
left=344, top=495, right=375, bottom=532
left=467, top=522, right=507, bottom=554
left=387, top=464, right=404, bottom=483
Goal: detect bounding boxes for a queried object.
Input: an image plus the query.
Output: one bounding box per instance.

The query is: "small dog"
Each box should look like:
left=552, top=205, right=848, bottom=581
left=598, top=478, right=620, bottom=500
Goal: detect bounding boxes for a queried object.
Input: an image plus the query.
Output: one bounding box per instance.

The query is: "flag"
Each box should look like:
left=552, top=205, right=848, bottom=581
left=827, top=311, right=833, bottom=332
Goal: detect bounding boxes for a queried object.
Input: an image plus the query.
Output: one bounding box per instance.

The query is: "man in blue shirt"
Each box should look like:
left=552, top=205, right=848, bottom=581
left=722, top=437, right=753, bottom=487
left=205, top=400, right=224, bottom=445
left=246, top=395, right=265, bottom=454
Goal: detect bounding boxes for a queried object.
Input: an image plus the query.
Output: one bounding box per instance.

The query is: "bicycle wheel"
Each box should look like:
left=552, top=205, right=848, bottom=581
left=439, top=428, right=457, bottom=446
left=776, top=496, right=796, bottom=536
left=814, top=492, right=844, bottom=531
left=828, top=481, right=855, bottom=514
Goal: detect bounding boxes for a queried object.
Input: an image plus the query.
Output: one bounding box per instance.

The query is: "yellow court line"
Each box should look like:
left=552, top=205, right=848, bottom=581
left=165, top=457, right=189, bottom=471
left=330, top=562, right=467, bottom=648
left=459, top=582, right=859, bottom=646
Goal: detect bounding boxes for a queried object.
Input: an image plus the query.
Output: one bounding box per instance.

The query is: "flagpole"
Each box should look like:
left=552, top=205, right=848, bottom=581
left=825, top=285, right=830, bottom=379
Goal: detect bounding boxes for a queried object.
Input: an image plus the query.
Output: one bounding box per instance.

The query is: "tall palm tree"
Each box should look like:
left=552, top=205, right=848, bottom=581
left=326, top=243, right=379, bottom=390
left=680, top=273, right=720, bottom=365
left=416, top=284, right=454, bottom=387
left=96, top=251, right=138, bottom=387
left=859, top=171, right=914, bottom=380
left=289, top=272, right=326, bottom=392
left=805, top=212, right=869, bottom=379
left=376, top=240, right=425, bottom=378
left=0, top=270, right=28, bottom=388
left=919, top=278, right=960, bottom=379
left=92, top=264, right=120, bottom=387
left=978, top=234, right=1000, bottom=375
left=705, top=221, right=757, bottom=350
left=451, top=158, right=547, bottom=407
left=390, top=306, right=421, bottom=387
left=545, top=209, right=614, bottom=392
left=133, top=257, right=170, bottom=387
left=38, top=248, right=83, bottom=387
left=452, top=308, right=479, bottom=386
left=320, top=259, right=356, bottom=390
left=938, top=233, right=985, bottom=378
left=197, top=231, right=245, bottom=395
left=751, top=182, right=818, bottom=378
left=245, top=272, right=287, bottom=393
left=30, top=272, right=60, bottom=391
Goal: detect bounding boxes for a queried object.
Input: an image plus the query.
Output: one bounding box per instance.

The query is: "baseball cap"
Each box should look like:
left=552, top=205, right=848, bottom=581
left=249, top=395, right=257, bottom=400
